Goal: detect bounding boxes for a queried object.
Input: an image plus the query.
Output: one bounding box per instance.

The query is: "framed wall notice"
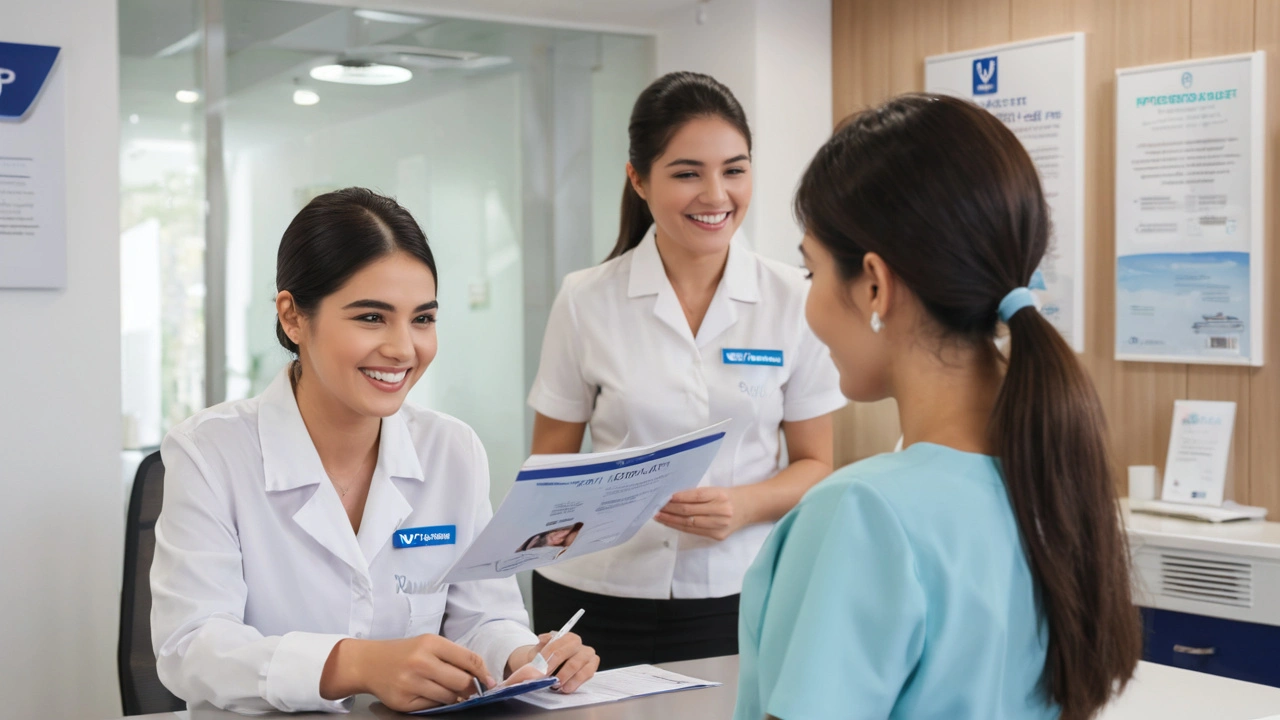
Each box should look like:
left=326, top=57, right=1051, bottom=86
left=1115, top=52, right=1266, bottom=365
left=0, top=40, right=65, bottom=289
left=926, top=33, right=1086, bottom=352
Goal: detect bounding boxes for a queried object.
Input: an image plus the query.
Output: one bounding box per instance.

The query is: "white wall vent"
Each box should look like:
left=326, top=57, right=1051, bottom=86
left=1159, top=553, right=1253, bottom=608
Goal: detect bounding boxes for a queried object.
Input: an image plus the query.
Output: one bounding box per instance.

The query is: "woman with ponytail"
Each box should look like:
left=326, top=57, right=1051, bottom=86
left=735, top=94, right=1141, bottom=720
left=526, top=72, right=845, bottom=667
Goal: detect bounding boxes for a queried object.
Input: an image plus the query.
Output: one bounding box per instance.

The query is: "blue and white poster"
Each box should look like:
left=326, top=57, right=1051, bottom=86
left=1115, top=53, right=1265, bottom=365
left=926, top=34, right=1086, bottom=352
left=0, top=40, right=65, bottom=289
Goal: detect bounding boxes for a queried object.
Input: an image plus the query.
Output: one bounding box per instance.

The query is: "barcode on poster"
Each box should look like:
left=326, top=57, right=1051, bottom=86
left=1207, top=336, right=1239, bottom=351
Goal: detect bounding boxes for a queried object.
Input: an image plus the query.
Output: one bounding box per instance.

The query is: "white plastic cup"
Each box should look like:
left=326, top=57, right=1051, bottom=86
left=1128, top=465, right=1159, bottom=502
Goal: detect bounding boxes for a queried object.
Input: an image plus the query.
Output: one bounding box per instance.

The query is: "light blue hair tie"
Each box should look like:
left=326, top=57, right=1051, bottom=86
left=998, top=287, right=1037, bottom=323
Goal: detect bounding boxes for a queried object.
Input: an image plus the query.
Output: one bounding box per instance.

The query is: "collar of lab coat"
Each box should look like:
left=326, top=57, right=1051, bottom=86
left=258, top=367, right=426, bottom=493
left=627, top=225, right=759, bottom=346
left=626, top=224, right=760, bottom=303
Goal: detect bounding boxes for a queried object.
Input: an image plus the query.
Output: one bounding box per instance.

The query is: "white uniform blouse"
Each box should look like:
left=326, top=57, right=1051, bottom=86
left=528, top=227, right=846, bottom=600
left=150, top=369, right=537, bottom=714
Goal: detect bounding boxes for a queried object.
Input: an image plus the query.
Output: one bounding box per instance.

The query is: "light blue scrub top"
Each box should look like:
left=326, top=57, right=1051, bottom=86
left=735, top=443, right=1059, bottom=720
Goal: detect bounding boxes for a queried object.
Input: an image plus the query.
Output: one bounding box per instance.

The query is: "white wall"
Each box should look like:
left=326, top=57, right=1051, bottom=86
left=752, top=0, right=833, bottom=265
left=0, top=1, right=124, bottom=718
left=655, top=0, right=760, bottom=247
left=591, top=35, right=655, bottom=263
left=654, top=0, right=832, bottom=266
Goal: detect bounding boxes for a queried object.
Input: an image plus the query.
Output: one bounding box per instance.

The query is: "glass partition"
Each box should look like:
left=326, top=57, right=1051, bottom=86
left=119, top=0, right=653, bottom=503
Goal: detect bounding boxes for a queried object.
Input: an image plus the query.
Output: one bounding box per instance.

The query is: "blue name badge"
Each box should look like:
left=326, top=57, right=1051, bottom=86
left=393, top=525, right=457, bottom=549
left=722, top=348, right=784, bottom=367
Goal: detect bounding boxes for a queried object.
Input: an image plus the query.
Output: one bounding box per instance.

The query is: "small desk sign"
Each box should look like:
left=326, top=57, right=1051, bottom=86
left=1162, top=400, right=1236, bottom=506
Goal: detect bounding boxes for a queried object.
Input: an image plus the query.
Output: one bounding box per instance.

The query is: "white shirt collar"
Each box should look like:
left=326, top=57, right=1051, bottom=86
left=258, top=367, right=425, bottom=492
left=626, top=224, right=760, bottom=303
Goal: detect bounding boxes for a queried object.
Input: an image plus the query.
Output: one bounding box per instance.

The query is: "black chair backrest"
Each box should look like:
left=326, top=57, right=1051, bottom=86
left=119, top=451, right=186, bottom=715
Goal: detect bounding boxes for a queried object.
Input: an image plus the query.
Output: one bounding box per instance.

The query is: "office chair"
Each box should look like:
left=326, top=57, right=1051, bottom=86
left=118, top=450, right=185, bottom=715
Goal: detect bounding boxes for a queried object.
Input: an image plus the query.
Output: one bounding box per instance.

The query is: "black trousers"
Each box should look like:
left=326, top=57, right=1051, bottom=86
left=531, top=572, right=740, bottom=670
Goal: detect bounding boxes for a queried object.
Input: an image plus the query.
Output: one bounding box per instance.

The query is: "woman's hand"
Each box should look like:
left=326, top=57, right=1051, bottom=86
left=320, top=635, right=496, bottom=713
left=505, top=632, right=599, bottom=693
left=654, top=486, right=757, bottom=541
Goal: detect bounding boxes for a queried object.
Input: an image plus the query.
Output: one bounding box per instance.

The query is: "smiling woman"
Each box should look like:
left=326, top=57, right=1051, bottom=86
left=274, top=189, right=440, bottom=427
left=149, top=188, right=599, bottom=714
left=526, top=74, right=845, bottom=669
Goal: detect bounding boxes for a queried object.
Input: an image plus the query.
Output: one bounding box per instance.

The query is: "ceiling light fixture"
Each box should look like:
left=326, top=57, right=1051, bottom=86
left=353, top=9, right=427, bottom=24
left=309, top=61, right=412, bottom=86
left=293, top=89, right=320, bottom=106
left=175, top=89, right=200, bottom=103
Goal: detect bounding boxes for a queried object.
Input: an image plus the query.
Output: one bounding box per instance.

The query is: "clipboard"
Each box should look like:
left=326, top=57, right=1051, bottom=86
left=409, top=678, right=558, bottom=715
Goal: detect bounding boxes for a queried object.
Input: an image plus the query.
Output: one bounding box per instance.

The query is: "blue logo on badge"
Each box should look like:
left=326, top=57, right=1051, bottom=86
left=722, top=348, right=784, bottom=366
left=393, top=525, right=457, bottom=548
left=973, top=56, right=998, bottom=95
left=0, top=42, right=61, bottom=121
left=1181, top=71, right=1194, bottom=89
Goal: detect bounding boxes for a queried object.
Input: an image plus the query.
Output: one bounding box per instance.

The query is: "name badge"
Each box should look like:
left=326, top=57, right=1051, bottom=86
left=393, top=525, right=457, bottom=549
left=722, top=348, right=784, bottom=366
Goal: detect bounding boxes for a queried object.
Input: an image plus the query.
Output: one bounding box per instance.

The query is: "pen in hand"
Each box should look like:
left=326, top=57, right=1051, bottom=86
left=532, top=608, right=585, bottom=674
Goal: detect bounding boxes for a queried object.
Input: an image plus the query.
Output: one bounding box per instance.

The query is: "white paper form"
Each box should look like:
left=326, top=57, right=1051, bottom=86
left=439, top=422, right=728, bottom=585
left=515, top=665, right=721, bottom=710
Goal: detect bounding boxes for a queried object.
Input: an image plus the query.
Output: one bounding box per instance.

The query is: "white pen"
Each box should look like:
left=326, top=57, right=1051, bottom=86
left=532, top=608, right=585, bottom=674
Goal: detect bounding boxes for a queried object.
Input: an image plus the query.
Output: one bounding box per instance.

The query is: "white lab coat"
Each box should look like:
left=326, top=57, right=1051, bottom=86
left=528, top=227, right=846, bottom=599
left=150, top=369, right=537, bottom=713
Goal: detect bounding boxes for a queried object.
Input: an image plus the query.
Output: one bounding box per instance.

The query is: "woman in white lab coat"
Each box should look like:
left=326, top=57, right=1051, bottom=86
left=527, top=72, right=847, bottom=668
left=150, top=188, right=598, bottom=714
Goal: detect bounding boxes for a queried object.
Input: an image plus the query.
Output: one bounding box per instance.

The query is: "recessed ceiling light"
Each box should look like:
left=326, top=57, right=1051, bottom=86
left=293, top=89, right=320, bottom=106
left=353, top=9, right=426, bottom=24
left=461, top=55, right=513, bottom=70
left=309, top=62, right=412, bottom=86
left=175, top=89, right=200, bottom=103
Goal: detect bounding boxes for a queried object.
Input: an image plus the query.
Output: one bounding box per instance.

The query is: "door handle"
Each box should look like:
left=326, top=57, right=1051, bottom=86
left=1172, top=644, right=1216, bottom=656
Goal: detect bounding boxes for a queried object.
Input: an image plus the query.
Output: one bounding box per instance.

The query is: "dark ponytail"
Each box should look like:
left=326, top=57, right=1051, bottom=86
left=275, top=187, right=437, bottom=363
left=795, top=94, right=1140, bottom=720
left=607, top=71, right=751, bottom=260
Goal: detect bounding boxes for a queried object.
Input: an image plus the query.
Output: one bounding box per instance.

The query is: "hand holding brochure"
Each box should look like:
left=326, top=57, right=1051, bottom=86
left=440, top=421, right=728, bottom=585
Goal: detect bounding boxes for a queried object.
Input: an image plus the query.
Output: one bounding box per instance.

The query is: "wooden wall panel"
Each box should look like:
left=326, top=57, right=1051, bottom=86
left=1186, top=0, right=1257, bottom=501
left=829, top=0, right=899, bottom=468
left=831, top=0, right=1280, bottom=517
left=1191, top=0, right=1256, bottom=56
left=831, top=0, right=867, bottom=123
left=1011, top=0, right=1123, bottom=482
left=833, top=0, right=950, bottom=468
left=1253, top=0, right=1280, bottom=514
left=1115, top=0, right=1192, bottom=67
left=832, top=0, right=893, bottom=123
left=948, top=0, right=1012, bottom=49
left=1110, top=0, right=1193, bottom=476
left=889, top=0, right=949, bottom=94
left=1010, top=0, right=1072, bottom=35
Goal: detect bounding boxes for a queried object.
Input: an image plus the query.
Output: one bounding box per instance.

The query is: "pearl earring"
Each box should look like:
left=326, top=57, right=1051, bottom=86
left=870, top=311, right=883, bottom=334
